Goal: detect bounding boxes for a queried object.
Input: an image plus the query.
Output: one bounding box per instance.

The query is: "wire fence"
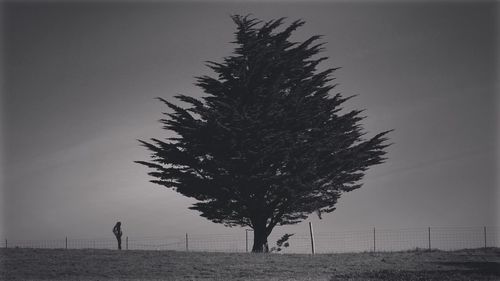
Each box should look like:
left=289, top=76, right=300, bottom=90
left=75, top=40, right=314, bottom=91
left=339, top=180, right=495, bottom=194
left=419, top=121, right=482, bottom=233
left=2, top=226, right=499, bottom=254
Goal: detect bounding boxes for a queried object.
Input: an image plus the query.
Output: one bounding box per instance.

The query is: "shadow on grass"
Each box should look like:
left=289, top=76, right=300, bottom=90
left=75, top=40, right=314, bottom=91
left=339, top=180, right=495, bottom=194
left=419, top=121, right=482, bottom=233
left=331, top=270, right=499, bottom=281
left=330, top=262, right=500, bottom=281
left=435, top=261, right=500, bottom=276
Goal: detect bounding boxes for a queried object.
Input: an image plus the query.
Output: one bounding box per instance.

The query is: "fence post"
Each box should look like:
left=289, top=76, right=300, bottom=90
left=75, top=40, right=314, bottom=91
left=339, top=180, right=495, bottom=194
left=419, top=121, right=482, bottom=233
left=309, top=222, right=315, bottom=255
left=185, top=233, right=189, bottom=252
left=483, top=226, right=487, bottom=248
left=5, top=239, right=7, bottom=248
left=373, top=228, right=376, bottom=252
left=65, top=237, right=68, bottom=249
left=126, top=236, right=129, bottom=250
left=428, top=227, right=431, bottom=250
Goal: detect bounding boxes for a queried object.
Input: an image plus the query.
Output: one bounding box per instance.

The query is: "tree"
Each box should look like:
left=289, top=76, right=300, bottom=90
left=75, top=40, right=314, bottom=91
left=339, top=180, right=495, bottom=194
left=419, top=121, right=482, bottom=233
left=136, top=15, right=391, bottom=253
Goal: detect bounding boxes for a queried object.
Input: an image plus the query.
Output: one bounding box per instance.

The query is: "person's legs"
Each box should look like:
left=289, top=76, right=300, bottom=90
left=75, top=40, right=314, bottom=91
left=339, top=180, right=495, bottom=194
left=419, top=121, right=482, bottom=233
left=117, top=236, right=122, bottom=250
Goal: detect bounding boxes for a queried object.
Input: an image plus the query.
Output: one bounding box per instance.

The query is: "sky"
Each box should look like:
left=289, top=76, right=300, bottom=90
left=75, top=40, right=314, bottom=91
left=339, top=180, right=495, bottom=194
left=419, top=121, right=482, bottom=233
left=1, top=1, right=498, bottom=241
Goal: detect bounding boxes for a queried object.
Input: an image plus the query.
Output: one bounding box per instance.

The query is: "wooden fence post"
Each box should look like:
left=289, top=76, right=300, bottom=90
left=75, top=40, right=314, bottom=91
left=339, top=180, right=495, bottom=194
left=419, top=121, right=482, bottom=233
left=185, top=233, right=189, bottom=252
left=65, top=237, right=68, bottom=249
left=373, top=228, right=376, bottom=252
left=309, top=222, right=315, bottom=255
left=484, top=226, right=487, bottom=248
left=428, top=227, right=431, bottom=250
left=126, top=236, right=129, bottom=250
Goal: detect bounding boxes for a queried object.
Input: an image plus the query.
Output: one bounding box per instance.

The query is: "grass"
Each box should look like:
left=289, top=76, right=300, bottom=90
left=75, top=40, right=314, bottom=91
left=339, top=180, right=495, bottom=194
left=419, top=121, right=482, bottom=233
left=1, top=247, right=499, bottom=280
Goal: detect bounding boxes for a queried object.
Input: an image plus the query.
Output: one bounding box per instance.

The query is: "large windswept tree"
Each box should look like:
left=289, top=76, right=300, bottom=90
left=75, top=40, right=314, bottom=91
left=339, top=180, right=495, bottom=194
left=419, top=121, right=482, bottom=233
left=137, top=15, right=391, bottom=252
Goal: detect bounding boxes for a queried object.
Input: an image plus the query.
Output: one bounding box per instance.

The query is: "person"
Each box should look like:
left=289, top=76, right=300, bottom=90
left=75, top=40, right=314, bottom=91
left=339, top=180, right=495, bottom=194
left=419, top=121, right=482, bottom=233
left=113, top=221, right=123, bottom=250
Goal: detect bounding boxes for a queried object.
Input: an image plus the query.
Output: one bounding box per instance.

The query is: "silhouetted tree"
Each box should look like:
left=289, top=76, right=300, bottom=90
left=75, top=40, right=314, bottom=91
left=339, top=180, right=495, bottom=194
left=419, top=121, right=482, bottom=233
left=136, top=15, right=391, bottom=252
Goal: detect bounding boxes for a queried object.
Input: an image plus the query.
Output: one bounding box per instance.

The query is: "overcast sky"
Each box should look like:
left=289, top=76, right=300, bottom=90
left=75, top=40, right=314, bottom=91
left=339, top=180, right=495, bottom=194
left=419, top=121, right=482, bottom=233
left=1, top=1, right=498, bottom=240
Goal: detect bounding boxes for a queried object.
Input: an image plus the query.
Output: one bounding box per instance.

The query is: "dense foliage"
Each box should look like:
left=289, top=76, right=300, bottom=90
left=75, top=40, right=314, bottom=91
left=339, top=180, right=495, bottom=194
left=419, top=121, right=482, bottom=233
left=137, top=15, right=391, bottom=252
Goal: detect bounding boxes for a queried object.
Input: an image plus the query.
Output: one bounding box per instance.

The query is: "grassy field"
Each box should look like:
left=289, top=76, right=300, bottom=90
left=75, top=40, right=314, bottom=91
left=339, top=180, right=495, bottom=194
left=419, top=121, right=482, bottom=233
left=1, top=247, right=499, bottom=280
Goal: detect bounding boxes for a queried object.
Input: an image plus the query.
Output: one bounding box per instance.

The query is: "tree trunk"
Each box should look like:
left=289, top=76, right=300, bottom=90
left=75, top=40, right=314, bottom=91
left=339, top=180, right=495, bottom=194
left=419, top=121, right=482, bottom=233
left=251, top=224, right=270, bottom=253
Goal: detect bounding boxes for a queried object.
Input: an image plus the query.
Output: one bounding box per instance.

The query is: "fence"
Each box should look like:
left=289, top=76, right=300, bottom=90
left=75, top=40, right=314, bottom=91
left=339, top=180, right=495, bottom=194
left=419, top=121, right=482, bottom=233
left=2, top=226, right=499, bottom=254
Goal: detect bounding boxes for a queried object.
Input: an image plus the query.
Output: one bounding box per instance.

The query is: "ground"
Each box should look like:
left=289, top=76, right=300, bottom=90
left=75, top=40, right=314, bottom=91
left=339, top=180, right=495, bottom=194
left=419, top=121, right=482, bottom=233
left=1, top=248, right=499, bottom=280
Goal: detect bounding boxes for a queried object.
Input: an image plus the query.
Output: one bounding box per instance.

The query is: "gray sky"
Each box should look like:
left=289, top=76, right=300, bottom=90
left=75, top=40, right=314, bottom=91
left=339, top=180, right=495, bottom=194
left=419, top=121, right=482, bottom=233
left=1, top=1, right=498, bottom=240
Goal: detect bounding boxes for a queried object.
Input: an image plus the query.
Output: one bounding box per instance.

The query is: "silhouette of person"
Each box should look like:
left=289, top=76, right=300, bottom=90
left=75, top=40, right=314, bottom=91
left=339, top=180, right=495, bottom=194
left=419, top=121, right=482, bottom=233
left=113, top=221, right=123, bottom=250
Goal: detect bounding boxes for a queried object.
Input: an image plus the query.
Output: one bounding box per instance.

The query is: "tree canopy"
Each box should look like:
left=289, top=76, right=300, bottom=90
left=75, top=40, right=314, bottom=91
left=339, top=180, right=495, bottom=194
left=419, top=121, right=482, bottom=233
left=136, top=15, right=391, bottom=252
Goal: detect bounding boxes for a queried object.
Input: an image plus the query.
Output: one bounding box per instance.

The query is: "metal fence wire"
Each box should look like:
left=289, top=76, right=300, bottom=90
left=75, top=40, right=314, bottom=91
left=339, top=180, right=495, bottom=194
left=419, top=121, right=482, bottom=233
left=3, top=226, right=499, bottom=254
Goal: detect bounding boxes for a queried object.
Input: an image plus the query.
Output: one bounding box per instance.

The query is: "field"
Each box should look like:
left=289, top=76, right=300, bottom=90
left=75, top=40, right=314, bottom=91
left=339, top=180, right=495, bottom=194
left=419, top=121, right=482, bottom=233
left=1, top=248, right=499, bottom=280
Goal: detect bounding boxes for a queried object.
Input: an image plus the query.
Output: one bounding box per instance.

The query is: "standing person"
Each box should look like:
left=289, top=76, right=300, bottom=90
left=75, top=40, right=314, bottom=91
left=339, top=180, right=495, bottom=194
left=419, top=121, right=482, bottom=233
left=113, top=221, right=123, bottom=250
